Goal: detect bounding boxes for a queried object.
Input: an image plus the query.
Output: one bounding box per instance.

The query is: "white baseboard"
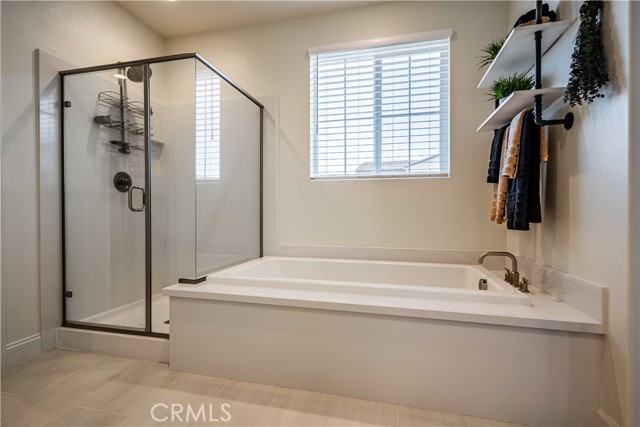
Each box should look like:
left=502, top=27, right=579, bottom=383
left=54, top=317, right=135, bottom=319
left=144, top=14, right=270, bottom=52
left=597, top=408, right=620, bottom=427
left=5, top=334, right=42, bottom=367
left=40, top=328, right=57, bottom=352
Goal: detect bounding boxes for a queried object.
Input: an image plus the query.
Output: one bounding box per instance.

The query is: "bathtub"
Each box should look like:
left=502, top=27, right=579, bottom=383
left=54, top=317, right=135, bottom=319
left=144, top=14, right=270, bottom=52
left=164, top=256, right=604, bottom=426
left=205, top=256, right=530, bottom=306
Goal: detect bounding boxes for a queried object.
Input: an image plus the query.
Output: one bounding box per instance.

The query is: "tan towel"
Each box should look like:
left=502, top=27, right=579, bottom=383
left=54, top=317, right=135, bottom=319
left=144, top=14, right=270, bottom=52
left=491, top=127, right=509, bottom=222
left=518, top=16, right=551, bottom=27
left=501, top=109, right=529, bottom=178
left=495, top=110, right=528, bottom=222
left=540, top=125, right=548, bottom=162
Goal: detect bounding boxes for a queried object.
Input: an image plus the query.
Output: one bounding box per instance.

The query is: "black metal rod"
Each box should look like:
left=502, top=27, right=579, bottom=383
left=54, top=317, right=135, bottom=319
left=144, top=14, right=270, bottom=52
left=540, top=118, right=565, bottom=126
left=59, top=52, right=200, bottom=76
left=534, top=28, right=544, bottom=126
left=58, top=51, right=264, bottom=109
left=259, top=107, right=264, bottom=258
left=194, top=53, right=264, bottom=108
left=534, top=31, right=542, bottom=90
left=533, top=0, right=544, bottom=126
left=118, top=68, right=127, bottom=145
left=59, top=73, right=67, bottom=325
left=541, top=112, right=574, bottom=130
left=144, top=63, right=152, bottom=333
left=530, top=0, right=572, bottom=130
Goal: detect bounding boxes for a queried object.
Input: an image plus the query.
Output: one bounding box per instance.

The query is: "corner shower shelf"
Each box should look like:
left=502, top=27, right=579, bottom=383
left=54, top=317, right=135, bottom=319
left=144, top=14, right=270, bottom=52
left=129, top=122, right=154, bottom=137
left=476, top=87, right=565, bottom=132
left=97, top=91, right=152, bottom=118
left=127, top=101, right=145, bottom=117
left=94, top=116, right=156, bottom=138
left=98, top=91, right=128, bottom=108
left=477, top=20, right=573, bottom=89
left=94, top=115, right=129, bottom=131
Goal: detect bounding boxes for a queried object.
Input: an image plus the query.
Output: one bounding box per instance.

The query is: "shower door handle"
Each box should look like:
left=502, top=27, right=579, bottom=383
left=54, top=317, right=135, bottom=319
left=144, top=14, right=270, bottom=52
left=128, top=186, right=145, bottom=212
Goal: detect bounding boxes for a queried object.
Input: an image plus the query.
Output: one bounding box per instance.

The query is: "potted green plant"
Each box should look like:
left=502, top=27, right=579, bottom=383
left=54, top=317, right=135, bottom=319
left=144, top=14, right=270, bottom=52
left=477, top=37, right=506, bottom=70
left=488, top=73, right=535, bottom=107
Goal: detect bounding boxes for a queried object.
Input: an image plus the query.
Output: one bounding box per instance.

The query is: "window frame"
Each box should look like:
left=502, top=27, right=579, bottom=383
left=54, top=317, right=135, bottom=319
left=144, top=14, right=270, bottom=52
left=309, top=30, right=452, bottom=180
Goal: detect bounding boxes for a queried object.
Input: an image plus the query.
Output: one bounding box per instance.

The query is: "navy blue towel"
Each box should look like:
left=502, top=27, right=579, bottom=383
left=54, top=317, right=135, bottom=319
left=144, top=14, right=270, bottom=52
left=486, top=124, right=509, bottom=184
left=506, top=111, right=542, bottom=231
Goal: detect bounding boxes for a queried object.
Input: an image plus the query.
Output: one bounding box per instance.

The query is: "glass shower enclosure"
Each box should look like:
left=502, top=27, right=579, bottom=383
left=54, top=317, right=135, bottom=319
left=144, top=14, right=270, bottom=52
left=60, top=53, right=263, bottom=336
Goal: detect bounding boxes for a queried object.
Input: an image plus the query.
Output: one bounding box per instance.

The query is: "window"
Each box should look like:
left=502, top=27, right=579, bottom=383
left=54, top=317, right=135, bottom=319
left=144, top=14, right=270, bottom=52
left=310, top=32, right=450, bottom=179
left=195, top=70, right=221, bottom=181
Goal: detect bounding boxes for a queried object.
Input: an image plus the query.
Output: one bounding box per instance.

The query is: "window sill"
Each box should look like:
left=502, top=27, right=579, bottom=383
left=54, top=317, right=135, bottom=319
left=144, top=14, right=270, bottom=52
left=310, top=173, right=449, bottom=181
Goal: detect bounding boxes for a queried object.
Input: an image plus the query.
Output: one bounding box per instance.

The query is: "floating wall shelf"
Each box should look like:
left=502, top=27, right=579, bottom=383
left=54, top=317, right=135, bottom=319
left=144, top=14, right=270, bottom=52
left=477, top=20, right=573, bottom=89
left=477, top=87, right=565, bottom=132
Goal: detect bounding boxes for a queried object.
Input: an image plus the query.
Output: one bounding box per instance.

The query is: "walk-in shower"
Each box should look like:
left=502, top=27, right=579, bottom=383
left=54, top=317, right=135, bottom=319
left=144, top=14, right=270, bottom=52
left=59, top=53, right=263, bottom=337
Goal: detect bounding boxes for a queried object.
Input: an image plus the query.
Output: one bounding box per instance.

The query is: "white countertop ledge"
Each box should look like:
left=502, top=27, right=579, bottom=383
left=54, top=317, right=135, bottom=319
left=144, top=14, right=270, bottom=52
left=163, top=282, right=604, bottom=334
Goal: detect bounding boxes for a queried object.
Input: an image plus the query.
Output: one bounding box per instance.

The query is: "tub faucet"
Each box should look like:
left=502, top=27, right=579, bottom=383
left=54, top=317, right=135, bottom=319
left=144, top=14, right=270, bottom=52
left=478, top=251, right=524, bottom=291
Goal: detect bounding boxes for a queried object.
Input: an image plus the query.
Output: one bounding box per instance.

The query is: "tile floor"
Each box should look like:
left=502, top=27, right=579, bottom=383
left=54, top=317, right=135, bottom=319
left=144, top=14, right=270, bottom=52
left=1, top=350, right=524, bottom=427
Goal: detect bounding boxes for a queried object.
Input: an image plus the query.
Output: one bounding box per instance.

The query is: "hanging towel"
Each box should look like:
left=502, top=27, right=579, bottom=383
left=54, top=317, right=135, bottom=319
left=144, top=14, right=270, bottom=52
left=502, top=109, right=529, bottom=178
left=513, top=3, right=557, bottom=27
left=487, top=124, right=509, bottom=183
left=540, top=125, right=548, bottom=162
left=491, top=128, right=509, bottom=222
left=506, top=111, right=542, bottom=230
left=494, top=110, right=528, bottom=222
left=518, top=15, right=554, bottom=27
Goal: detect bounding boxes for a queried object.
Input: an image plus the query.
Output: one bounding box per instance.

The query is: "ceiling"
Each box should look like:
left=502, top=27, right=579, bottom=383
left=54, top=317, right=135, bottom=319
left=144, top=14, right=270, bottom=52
left=117, top=1, right=381, bottom=38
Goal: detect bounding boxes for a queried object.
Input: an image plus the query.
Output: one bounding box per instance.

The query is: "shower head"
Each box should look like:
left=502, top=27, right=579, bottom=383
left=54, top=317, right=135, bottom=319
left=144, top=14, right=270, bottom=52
left=126, top=65, right=152, bottom=83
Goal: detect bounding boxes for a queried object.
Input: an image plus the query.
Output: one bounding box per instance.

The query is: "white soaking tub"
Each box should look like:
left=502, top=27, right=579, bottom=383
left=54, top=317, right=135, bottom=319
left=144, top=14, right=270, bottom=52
left=205, top=256, right=530, bottom=306
left=164, top=256, right=605, bottom=426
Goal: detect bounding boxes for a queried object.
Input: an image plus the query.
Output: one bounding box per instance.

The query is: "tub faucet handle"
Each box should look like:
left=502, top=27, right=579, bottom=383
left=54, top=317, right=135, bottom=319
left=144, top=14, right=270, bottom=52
left=478, top=251, right=519, bottom=288
left=503, top=268, right=520, bottom=289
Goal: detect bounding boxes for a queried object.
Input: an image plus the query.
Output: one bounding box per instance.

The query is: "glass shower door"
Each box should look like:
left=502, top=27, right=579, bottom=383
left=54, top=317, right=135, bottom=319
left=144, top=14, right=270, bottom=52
left=62, top=68, right=148, bottom=331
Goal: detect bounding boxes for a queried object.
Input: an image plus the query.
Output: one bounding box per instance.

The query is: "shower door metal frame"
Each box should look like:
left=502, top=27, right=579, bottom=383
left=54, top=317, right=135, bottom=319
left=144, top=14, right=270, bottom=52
left=59, top=52, right=264, bottom=338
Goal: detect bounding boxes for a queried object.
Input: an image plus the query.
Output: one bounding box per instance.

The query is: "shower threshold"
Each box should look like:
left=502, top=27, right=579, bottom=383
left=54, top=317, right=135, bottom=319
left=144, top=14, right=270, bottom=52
left=80, top=293, right=169, bottom=334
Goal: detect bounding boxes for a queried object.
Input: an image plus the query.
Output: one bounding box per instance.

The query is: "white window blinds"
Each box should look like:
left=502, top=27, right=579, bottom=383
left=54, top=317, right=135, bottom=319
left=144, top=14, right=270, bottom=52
left=310, top=35, right=450, bottom=179
left=195, top=71, right=221, bottom=181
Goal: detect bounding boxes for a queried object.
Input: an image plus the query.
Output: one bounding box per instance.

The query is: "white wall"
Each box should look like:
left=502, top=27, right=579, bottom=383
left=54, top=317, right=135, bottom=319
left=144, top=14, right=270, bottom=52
left=630, top=4, right=640, bottom=426
left=167, top=1, right=508, bottom=262
left=1, top=1, right=165, bottom=363
left=505, top=1, right=635, bottom=425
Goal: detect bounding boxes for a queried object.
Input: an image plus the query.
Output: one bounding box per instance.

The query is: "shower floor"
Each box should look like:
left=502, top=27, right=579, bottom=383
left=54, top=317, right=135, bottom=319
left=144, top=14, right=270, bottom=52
left=81, top=293, right=170, bottom=334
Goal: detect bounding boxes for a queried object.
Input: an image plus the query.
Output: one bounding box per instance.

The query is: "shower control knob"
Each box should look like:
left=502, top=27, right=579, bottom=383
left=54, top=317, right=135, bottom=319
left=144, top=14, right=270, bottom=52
left=114, top=171, right=133, bottom=193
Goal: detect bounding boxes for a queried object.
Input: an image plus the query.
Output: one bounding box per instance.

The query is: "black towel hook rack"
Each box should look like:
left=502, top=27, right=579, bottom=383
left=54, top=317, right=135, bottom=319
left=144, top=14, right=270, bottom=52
left=533, top=0, right=574, bottom=130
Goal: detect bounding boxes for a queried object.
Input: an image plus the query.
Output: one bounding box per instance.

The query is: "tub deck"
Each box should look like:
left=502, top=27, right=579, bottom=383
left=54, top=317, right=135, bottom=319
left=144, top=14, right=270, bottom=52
left=163, top=256, right=603, bottom=333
